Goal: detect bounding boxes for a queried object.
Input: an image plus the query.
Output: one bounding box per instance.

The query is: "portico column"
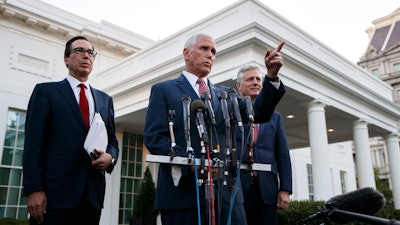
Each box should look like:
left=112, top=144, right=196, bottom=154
left=308, top=100, right=333, bottom=200
left=385, top=133, right=400, bottom=209
left=353, top=119, right=376, bottom=189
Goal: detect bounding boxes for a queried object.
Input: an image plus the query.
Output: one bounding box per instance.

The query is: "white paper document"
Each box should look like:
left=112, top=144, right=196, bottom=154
left=84, top=112, right=108, bottom=160
left=171, top=165, right=182, bottom=186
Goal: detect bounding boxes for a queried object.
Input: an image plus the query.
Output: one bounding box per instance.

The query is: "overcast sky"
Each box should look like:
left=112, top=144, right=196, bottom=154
left=41, top=0, right=399, bottom=63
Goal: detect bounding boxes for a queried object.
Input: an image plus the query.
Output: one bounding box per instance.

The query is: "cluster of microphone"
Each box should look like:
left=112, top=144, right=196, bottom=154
left=179, top=88, right=255, bottom=184
left=178, top=88, right=255, bottom=225
left=179, top=91, right=399, bottom=225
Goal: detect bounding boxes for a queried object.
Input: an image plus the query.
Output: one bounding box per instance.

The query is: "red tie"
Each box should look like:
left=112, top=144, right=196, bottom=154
left=79, top=84, right=90, bottom=130
left=252, top=124, right=259, bottom=177
left=253, top=123, right=259, bottom=144
left=197, top=78, right=210, bottom=97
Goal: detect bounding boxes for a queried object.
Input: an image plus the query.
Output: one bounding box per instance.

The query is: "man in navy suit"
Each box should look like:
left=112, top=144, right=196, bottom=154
left=144, top=33, right=286, bottom=225
left=236, top=64, right=292, bottom=225
left=23, top=36, right=119, bottom=225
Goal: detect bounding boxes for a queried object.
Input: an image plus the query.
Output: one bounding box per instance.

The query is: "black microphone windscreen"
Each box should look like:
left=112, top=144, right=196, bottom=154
left=244, top=96, right=254, bottom=121
left=326, top=187, right=385, bottom=223
left=191, top=99, right=206, bottom=114
left=227, top=88, right=243, bottom=127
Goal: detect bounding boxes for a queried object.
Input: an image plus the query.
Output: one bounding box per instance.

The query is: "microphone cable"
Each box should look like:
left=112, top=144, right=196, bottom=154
left=188, top=139, right=202, bottom=225
left=182, top=95, right=201, bottom=225
left=205, top=144, right=216, bottom=225
left=226, top=118, right=251, bottom=225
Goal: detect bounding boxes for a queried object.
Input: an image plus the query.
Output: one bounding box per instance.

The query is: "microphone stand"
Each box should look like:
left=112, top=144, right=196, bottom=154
left=194, top=106, right=208, bottom=177
left=196, top=107, right=215, bottom=225
left=227, top=98, right=253, bottom=225
left=302, top=204, right=400, bottom=225
left=328, top=207, right=400, bottom=225
left=225, top=111, right=240, bottom=225
left=204, top=108, right=216, bottom=225
left=205, top=144, right=216, bottom=225
left=244, top=96, right=256, bottom=183
left=168, top=110, right=177, bottom=160
left=248, top=123, right=256, bottom=184
left=182, top=95, right=194, bottom=160
left=230, top=119, right=237, bottom=179
left=182, top=96, right=201, bottom=225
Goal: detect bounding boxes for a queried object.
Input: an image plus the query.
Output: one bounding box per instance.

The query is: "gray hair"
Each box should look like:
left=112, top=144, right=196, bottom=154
left=184, top=33, right=213, bottom=49
left=236, top=64, right=262, bottom=83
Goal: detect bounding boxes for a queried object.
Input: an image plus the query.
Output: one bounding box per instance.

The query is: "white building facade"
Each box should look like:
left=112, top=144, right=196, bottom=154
left=1, top=0, right=399, bottom=225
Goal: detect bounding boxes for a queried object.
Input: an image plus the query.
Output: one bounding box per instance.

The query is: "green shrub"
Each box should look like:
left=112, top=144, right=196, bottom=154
left=0, top=218, right=29, bottom=225
left=278, top=200, right=329, bottom=225
left=278, top=200, right=400, bottom=225
left=131, top=166, right=159, bottom=225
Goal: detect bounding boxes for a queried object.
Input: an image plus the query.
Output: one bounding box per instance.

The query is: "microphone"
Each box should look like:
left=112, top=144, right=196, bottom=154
left=303, top=187, right=386, bottom=224
left=182, top=95, right=191, bottom=142
left=201, top=92, right=216, bottom=126
left=302, top=206, right=327, bottom=224
left=217, top=91, right=230, bottom=129
left=326, top=187, right=386, bottom=223
left=168, top=110, right=177, bottom=160
left=227, top=88, right=243, bottom=131
left=191, top=99, right=208, bottom=175
left=218, top=90, right=237, bottom=178
left=244, top=96, right=254, bottom=122
left=191, top=99, right=209, bottom=144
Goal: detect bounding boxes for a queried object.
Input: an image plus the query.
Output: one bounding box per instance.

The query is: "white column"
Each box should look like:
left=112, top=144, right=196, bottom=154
left=308, top=100, right=333, bottom=200
left=385, top=133, right=400, bottom=209
left=100, top=126, right=123, bottom=225
left=353, top=119, right=376, bottom=189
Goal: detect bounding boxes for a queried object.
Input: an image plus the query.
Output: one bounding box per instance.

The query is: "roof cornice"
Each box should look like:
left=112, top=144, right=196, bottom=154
left=0, top=0, right=155, bottom=55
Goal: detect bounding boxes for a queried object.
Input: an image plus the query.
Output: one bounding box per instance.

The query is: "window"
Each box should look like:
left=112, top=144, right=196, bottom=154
left=119, top=132, right=144, bottom=225
left=0, top=110, right=28, bottom=219
left=307, top=164, right=314, bottom=201
left=340, top=171, right=347, bottom=194
left=394, top=63, right=400, bottom=72
left=396, top=89, right=400, bottom=102
left=371, top=69, right=380, bottom=78
left=368, top=50, right=377, bottom=58
left=378, top=148, right=387, bottom=168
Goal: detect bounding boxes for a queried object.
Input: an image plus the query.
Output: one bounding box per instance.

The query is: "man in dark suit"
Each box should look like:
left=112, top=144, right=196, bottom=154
left=23, top=36, right=119, bottom=225
left=144, top=33, right=286, bottom=225
left=236, top=64, right=292, bottom=225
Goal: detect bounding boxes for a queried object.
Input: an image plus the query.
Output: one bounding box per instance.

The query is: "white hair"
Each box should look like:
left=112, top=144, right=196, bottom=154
left=184, top=33, right=213, bottom=49
left=236, top=64, right=262, bottom=83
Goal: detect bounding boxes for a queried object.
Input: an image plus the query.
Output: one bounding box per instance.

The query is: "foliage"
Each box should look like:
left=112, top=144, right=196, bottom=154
left=131, top=166, right=159, bottom=225
left=277, top=200, right=400, bottom=225
left=374, top=168, right=393, bottom=202
left=277, top=200, right=331, bottom=225
left=0, top=218, right=28, bottom=225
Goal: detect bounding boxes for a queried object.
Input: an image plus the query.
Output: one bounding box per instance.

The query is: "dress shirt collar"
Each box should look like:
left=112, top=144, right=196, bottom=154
left=66, top=74, right=91, bottom=91
left=182, top=70, right=209, bottom=89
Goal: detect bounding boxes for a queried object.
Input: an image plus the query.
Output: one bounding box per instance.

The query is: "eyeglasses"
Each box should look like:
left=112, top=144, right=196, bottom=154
left=71, top=47, right=97, bottom=58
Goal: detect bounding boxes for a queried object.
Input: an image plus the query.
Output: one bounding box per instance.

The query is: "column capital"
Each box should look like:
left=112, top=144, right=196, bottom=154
left=307, top=99, right=329, bottom=112
left=353, top=119, right=369, bottom=128
left=385, top=132, right=400, bottom=141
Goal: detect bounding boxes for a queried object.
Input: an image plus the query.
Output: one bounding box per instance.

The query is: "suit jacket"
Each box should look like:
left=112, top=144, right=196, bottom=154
left=239, top=112, right=292, bottom=205
left=23, top=78, right=119, bottom=209
left=144, top=74, right=285, bottom=212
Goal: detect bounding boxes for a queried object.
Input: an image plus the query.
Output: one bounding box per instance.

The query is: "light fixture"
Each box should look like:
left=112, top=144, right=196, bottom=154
left=286, top=114, right=295, bottom=119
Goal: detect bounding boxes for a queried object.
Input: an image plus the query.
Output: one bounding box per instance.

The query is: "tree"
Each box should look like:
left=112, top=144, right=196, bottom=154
left=374, top=168, right=393, bottom=204
left=131, top=166, right=158, bottom=225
